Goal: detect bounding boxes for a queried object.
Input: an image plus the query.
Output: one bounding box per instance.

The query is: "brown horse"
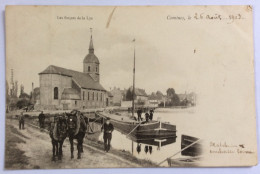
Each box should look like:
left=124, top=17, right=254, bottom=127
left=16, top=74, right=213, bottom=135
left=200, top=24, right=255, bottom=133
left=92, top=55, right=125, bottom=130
left=49, top=115, right=68, bottom=161
left=66, top=111, right=87, bottom=159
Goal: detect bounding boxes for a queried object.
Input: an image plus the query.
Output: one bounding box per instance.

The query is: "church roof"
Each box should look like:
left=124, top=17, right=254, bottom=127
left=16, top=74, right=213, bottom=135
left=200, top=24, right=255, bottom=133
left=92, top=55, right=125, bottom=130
left=39, top=65, right=106, bottom=91
left=61, top=88, right=81, bottom=100
left=84, top=53, right=100, bottom=64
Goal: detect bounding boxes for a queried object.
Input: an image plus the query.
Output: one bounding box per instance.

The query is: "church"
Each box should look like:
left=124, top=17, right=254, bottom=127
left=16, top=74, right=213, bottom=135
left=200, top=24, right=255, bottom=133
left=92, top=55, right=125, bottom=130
left=38, top=31, right=110, bottom=110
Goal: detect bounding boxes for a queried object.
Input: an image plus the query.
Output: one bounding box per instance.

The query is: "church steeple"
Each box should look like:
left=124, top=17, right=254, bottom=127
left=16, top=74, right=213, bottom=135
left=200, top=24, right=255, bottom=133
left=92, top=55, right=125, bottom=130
left=89, top=28, right=94, bottom=54
left=83, top=28, right=100, bottom=82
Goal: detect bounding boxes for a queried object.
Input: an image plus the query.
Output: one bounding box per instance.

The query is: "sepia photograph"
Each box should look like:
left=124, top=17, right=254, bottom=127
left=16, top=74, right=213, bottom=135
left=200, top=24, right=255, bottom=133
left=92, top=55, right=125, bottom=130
left=4, top=5, right=257, bottom=169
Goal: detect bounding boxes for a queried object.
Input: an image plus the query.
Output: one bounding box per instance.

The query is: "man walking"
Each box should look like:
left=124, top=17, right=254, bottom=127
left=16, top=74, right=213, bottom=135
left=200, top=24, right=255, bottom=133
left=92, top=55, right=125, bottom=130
left=101, top=118, right=114, bottom=152
left=19, top=112, right=25, bottom=130
left=38, top=111, right=45, bottom=128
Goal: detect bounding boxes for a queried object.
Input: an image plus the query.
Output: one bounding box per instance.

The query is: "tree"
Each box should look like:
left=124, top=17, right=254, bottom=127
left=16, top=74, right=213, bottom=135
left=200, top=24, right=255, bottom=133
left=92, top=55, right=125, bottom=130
left=13, top=81, right=18, bottom=98
left=149, top=92, right=157, bottom=100
left=16, top=99, right=31, bottom=109
left=166, top=88, right=175, bottom=98
left=20, top=84, right=24, bottom=96
left=19, top=92, right=30, bottom=99
left=156, top=90, right=163, bottom=96
left=125, top=88, right=134, bottom=101
left=156, top=91, right=164, bottom=100
left=180, top=98, right=189, bottom=106
left=166, top=88, right=180, bottom=106
left=171, top=94, right=180, bottom=106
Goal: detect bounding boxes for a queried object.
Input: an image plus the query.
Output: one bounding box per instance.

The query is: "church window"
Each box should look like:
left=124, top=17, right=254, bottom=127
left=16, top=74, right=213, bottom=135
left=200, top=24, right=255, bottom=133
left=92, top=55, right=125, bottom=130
left=93, top=92, right=94, bottom=100
left=83, top=91, right=85, bottom=100
left=75, top=101, right=77, bottom=105
left=97, top=92, right=98, bottom=101
left=88, top=92, right=90, bottom=100
left=96, top=66, right=98, bottom=72
left=101, top=93, right=103, bottom=101
left=54, top=87, right=58, bottom=99
left=88, top=66, right=91, bottom=72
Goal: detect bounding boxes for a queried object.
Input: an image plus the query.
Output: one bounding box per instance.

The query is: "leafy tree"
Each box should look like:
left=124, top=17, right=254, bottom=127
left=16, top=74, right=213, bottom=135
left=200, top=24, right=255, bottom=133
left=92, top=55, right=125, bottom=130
left=16, top=99, right=31, bottom=109
left=180, top=98, right=189, bottom=106
left=166, top=88, right=175, bottom=98
left=166, top=88, right=180, bottom=106
left=125, top=88, right=134, bottom=101
left=156, top=91, right=164, bottom=100
left=171, top=94, right=180, bottom=106
left=19, top=92, right=30, bottom=99
left=149, top=92, right=157, bottom=100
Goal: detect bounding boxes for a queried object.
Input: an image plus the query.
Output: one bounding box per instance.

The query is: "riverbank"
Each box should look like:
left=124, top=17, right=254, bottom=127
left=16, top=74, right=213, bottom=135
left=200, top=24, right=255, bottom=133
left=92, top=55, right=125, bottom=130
left=5, top=115, right=158, bottom=169
left=5, top=123, right=30, bottom=169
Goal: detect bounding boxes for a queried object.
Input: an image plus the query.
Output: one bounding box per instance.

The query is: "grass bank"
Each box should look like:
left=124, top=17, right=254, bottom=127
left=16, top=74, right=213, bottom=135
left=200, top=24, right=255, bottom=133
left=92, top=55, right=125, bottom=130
left=5, top=124, right=29, bottom=169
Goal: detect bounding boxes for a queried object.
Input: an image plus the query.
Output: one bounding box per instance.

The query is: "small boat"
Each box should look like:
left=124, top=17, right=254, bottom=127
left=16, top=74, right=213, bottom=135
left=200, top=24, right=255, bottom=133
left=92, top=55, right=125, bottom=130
left=181, top=135, right=202, bottom=157
left=96, top=112, right=177, bottom=139
left=167, top=156, right=201, bottom=167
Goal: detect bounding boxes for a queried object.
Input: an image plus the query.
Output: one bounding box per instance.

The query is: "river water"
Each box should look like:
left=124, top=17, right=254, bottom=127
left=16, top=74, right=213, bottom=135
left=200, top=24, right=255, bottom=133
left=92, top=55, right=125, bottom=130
left=97, top=107, right=201, bottom=166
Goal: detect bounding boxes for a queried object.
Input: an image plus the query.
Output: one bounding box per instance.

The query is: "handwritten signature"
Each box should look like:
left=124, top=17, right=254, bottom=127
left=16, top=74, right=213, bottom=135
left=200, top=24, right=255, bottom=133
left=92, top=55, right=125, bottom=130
left=209, top=141, right=254, bottom=154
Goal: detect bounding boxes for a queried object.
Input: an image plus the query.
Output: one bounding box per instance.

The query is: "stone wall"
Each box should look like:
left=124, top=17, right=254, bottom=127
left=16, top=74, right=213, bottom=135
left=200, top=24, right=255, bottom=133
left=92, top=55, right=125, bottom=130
left=39, top=74, right=72, bottom=107
left=39, top=73, right=108, bottom=110
left=80, top=89, right=106, bottom=109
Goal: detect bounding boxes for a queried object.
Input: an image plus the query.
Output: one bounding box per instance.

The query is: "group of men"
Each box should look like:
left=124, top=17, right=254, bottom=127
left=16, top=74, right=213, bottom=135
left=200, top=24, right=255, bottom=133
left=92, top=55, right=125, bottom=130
left=137, top=108, right=154, bottom=122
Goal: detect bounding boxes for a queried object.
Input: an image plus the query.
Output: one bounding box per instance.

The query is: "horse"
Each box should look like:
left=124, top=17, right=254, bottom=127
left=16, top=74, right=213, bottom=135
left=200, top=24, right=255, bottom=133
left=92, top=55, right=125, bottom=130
left=66, top=110, right=87, bottom=159
left=49, top=115, right=68, bottom=161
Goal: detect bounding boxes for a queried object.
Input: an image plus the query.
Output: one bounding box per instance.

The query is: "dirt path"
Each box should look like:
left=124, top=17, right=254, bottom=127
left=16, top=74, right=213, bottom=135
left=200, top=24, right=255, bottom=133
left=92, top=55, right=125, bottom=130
left=5, top=119, right=140, bottom=169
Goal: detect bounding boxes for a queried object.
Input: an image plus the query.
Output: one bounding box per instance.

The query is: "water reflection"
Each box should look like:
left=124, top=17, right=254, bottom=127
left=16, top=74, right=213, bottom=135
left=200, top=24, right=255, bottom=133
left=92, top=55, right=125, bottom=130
left=129, top=135, right=177, bottom=155
left=96, top=108, right=199, bottom=165
left=149, top=146, right=152, bottom=154
left=137, top=144, right=141, bottom=154
left=145, top=146, right=149, bottom=154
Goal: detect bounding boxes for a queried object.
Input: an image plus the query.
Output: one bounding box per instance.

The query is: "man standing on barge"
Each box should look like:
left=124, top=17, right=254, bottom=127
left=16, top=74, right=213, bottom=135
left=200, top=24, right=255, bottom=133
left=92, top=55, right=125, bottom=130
left=137, top=108, right=142, bottom=122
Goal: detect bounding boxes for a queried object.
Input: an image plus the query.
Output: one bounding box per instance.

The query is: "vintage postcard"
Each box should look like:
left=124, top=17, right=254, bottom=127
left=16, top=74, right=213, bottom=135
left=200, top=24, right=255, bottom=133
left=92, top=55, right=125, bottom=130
left=5, top=5, right=257, bottom=169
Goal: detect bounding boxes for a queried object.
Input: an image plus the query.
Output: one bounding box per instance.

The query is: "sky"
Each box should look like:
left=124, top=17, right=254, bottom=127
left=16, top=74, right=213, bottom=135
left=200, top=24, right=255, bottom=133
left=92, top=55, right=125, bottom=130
left=5, top=6, right=251, bottom=96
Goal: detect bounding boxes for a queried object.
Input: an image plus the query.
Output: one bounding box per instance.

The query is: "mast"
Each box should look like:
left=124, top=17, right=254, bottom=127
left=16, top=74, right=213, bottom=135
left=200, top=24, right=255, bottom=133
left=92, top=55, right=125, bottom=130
left=132, top=39, right=136, bottom=117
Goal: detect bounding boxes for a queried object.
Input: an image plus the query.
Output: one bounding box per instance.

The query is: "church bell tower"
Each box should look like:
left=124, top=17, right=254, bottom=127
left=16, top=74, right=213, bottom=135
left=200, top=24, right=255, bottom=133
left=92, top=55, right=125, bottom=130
left=83, top=28, right=100, bottom=82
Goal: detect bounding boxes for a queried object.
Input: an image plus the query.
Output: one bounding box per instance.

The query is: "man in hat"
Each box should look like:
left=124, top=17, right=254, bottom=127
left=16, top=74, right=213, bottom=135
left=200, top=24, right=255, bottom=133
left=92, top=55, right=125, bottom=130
left=101, top=118, right=114, bottom=152
left=149, top=109, right=154, bottom=121
left=38, top=111, right=45, bottom=128
left=19, top=112, right=25, bottom=130
left=145, top=112, right=150, bottom=122
left=137, top=108, right=142, bottom=122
